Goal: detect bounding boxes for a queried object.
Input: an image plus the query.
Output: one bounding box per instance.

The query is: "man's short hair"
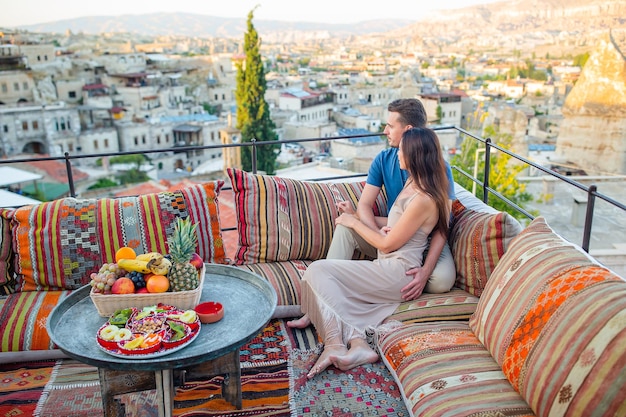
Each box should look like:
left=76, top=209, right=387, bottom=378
left=388, top=98, right=427, bottom=128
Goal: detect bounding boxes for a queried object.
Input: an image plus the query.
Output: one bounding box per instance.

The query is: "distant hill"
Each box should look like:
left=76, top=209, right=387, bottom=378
left=12, top=0, right=626, bottom=44
left=17, top=12, right=412, bottom=38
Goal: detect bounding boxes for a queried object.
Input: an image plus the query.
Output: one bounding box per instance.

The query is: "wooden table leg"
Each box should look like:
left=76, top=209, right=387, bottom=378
left=181, top=350, right=242, bottom=409
left=97, top=368, right=157, bottom=417
left=155, top=369, right=174, bottom=417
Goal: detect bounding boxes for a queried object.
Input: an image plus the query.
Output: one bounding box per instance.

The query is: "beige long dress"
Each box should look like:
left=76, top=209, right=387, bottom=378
left=301, top=190, right=431, bottom=344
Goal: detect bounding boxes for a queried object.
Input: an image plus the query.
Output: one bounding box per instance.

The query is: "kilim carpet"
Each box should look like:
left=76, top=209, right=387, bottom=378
left=0, top=360, right=56, bottom=417
left=289, top=346, right=409, bottom=417
left=1, top=319, right=408, bottom=417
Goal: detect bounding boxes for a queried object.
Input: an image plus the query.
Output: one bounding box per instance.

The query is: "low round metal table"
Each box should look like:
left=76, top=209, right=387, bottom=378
left=47, top=264, right=277, bottom=417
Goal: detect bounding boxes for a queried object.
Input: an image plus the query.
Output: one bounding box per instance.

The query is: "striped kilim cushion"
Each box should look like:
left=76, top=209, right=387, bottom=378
left=377, top=321, right=535, bottom=416
left=383, top=287, right=479, bottom=324
left=449, top=199, right=522, bottom=296
left=0, top=208, right=16, bottom=295
left=234, top=259, right=313, bottom=318
left=470, top=216, right=626, bottom=416
left=12, top=182, right=225, bottom=291
left=0, top=290, right=72, bottom=352
left=227, top=168, right=386, bottom=264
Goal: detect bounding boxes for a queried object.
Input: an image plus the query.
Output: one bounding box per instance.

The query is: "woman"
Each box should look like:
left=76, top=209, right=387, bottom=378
left=296, top=127, right=451, bottom=379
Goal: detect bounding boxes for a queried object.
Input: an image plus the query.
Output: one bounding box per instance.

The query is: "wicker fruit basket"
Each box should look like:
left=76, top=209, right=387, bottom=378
left=90, top=265, right=205, bottom=317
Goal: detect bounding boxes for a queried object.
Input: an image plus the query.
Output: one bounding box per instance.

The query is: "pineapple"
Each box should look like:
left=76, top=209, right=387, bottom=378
left=167, top=217, right=199, bottom=291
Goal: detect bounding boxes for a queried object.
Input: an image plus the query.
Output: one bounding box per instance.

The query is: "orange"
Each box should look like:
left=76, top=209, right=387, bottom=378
left=115, top=247, right=136, bottom=263
left=146, top=274, right=169, bottom=293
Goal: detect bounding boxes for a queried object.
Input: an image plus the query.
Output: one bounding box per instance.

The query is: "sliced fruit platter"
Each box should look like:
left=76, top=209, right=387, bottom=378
left=96, top=303, right=201, bottom=358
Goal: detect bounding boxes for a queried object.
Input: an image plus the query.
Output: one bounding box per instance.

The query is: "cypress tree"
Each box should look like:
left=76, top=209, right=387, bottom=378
left=235, top=8, right=280, bottom=174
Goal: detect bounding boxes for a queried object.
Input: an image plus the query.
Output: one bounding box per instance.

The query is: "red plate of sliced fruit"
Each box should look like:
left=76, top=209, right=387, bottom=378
left=96, top=303, right=201, bottom=359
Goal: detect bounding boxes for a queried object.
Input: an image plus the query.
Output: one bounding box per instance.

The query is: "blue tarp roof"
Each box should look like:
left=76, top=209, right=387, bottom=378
left=338, top=128, right=384, bottom=144
left=160, top=114, right=219, bottom=123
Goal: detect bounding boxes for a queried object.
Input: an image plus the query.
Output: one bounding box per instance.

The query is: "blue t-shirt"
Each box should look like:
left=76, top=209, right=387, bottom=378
left=367, top=148, right=456, bottom=212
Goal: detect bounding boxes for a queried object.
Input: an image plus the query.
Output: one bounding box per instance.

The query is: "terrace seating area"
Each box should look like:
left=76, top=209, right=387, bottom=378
left=1, top=129, right=625, bottom=416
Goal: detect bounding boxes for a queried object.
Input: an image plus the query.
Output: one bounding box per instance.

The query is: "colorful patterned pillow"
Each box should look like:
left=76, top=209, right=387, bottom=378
left=227, top=168, right=387, bottom=264
left=0, top=209, right=16, bottom=295
left=449, top=200, right=523, bottom=296
left=234, top=260, right=314, bottom=318
left=12, top=182, right=225, bottom=291
left=0, top=290, right=72, bottom=352
left=470, top=216, right=626, bottom=416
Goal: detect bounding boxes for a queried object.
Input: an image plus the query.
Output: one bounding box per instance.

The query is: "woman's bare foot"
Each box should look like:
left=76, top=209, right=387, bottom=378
left=330, top=342, right=379, bottom=371
left=307, top=344, right=347, bottom=379
left=286, top=315, right=311, bottom=329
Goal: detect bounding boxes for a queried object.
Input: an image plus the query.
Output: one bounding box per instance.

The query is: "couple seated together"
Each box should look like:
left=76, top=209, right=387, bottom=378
left=288, top=98, right=456, bottom=379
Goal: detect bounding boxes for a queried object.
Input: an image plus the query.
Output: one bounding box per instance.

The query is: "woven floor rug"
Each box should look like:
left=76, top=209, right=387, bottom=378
left=31, top=319, right=314, bottom=417
left=0, top=360, right=56, bottom=417
left=289, top=346, right=409, bottom=417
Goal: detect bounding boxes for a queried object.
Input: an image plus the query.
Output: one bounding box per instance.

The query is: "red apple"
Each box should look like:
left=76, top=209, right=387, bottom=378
left=136, top=287, right=149, bottom=294
left=111, top=277, right=135, bottom=294
left=189, top=253, right=204, bottom=270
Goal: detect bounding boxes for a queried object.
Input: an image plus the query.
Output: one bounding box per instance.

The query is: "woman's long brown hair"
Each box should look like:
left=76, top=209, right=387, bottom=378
left=400, top=127, right=450, bottom=236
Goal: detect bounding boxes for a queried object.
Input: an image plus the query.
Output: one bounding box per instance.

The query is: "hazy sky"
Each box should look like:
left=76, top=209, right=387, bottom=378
left=1, top=0, right=502, bottom=27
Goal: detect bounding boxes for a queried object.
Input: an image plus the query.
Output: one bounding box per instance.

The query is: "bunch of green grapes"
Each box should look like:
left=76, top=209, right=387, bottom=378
left=90, top=263, right=125, bottom=294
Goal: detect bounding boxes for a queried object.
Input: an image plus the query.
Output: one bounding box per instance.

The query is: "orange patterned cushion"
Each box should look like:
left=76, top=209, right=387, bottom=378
left=470, top=217, right=626, bottom=416
left=12, top=182, right=225, bottom=291
left=449, top=200, right=523, bottom=296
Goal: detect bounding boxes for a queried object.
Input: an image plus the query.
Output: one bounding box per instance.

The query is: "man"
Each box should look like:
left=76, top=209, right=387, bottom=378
left=287, top=98, right=456, bottom=330
left=327, top=98, right=456, bottom=300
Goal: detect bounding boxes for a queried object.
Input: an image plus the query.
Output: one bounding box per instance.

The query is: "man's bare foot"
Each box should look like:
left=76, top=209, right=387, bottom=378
left=307, top=344, right=347, bottom=379
left=286, top=315, right=311, bottom=329
left=330, top=344, right=379, bottom=371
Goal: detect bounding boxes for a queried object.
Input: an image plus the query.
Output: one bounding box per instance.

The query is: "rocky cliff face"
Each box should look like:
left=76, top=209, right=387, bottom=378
left=556, top=30, right=626, bottom=175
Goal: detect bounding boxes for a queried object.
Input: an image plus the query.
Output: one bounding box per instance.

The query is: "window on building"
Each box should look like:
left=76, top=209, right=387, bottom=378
left=60, top=118, right=66, bottom=130
left=142, top=135, right=146, bottom=144
left=157, top=135, right=161, bottom=144
left=22, top=82, right=28, bottom=90
left=93, top=140, right=99, bottom=150
left=32, top=121, right=38, bottom=130
left=68, top=91, right=76, bottom=98
left=13, top=82, right=19, bottom=91
left=68, top=143, right=74, bottom=152
left=214, top=94, right=218, bottom=101
left=1, top=83, right=6, bottom=93
left=55, top=118, right=59, bottom=131
left=222, top=94, right=225, bottom=100
left=22, top=121, right=28, bottom=131
left=2, top=125, right=8, bottom=133
left=134, top=136, right=138, bottom=146
left=44, top=55, right=48, bottom=61
left=37, top=55, right=41, bottom=61
left=210, top=132, right=214, bottom=141
left=165, top=134, right=170, bottom=143
left=104, top=138, right=109, bottom=148
left=67, top=119, right=71, bottom=130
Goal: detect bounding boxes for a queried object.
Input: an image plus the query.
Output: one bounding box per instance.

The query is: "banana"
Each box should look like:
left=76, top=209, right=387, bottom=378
left=136, top=252, right=164, bottom=264
left=117, top=258, right=152, bottom=274
left=150, top=257, right=172, bottom=275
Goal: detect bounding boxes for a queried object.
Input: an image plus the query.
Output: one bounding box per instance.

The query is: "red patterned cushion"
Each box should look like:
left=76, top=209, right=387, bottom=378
left=12, top=182, right=225, bottom=291
left=449, top=199, right=523, bottom=296
left=0, top=208, right=16, bottom=295
left=470, top=216, right=626, bottom=416
left=377, top=321, right=535, bottom=416
left=227, top=168, right=386, bottom=264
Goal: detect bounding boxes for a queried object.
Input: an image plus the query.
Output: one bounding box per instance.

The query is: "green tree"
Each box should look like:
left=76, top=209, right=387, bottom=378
left=450, top=125, right=534, bottom=219
left=235, top=8, right=280, bottom=174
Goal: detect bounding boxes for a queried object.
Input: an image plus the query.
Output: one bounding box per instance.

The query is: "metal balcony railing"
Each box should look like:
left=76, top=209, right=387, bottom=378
left=1, top=126, right=624, bottom=253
